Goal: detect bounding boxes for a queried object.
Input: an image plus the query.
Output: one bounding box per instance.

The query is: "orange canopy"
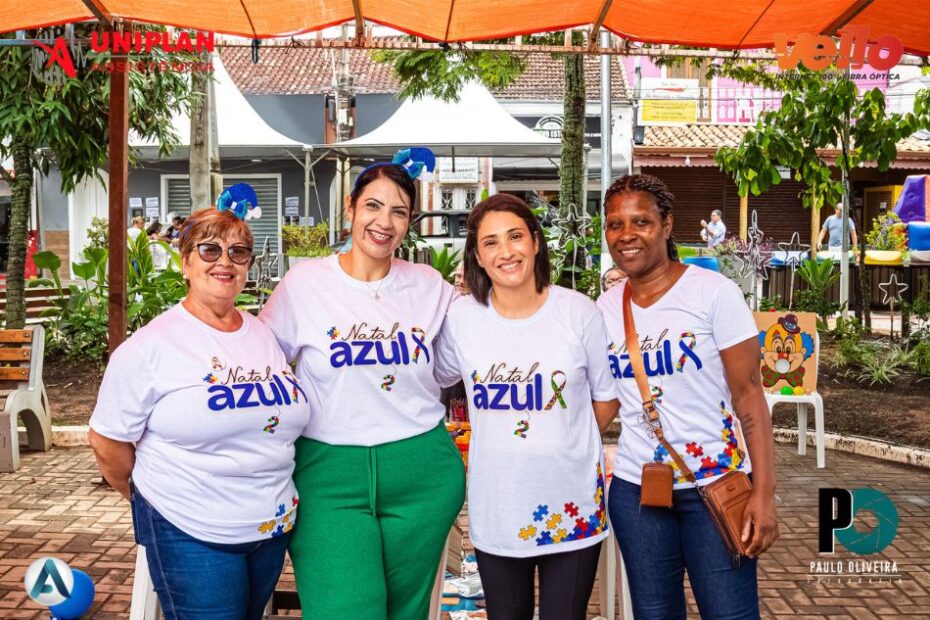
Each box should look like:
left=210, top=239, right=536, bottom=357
left=2, top=0, right=929, bottom=55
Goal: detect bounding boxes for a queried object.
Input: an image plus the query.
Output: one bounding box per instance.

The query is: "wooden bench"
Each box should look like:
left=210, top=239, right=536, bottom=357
left=0, top=326, right=52, bottom=472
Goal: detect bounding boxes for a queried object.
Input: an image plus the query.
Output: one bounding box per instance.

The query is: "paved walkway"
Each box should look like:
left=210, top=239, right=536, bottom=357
left=1, top=444, right=928, bottom=619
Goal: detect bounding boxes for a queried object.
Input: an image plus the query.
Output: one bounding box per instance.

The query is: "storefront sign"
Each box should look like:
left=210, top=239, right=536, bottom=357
left=640, top=78, right=698, bottom=125
left=774, top=27, right=903, bottom=72
left=438, top=157, right=480, bottom=183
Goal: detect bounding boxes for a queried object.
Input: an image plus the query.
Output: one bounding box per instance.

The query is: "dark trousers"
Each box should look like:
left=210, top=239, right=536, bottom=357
left=475, top=542, right=602, bottom=620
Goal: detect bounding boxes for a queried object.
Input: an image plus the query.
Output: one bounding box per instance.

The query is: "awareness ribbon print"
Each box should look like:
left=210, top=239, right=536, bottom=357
left=676, top=332, right=697, bottom=372
left=543, top=371, right=568, bottom=410
left=410, top=327, right=429, bottom=363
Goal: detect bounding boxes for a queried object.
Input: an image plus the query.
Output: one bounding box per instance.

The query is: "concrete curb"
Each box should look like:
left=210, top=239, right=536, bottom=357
left=18, top=425, right=89, bottom=447
left=773, top=427, right=930, bottom=469
left=22, top=425, right=930, bottom=470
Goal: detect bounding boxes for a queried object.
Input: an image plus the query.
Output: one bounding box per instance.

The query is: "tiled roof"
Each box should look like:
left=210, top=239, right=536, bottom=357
left=222, top=41, right=629, bottom=101
left=641, top=124, right=930, bottom=155
left=490, top=53, right=629, bottom=101
left=642, top=124, right=747, bottom=149
left=220, top=41, right=402, bottom=95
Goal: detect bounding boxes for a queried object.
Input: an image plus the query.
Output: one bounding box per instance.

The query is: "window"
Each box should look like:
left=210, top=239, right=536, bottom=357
left=435, top=185, right=480, bottom=211
left=440, top=188, right=454, bottom=210
left=464, top=189, right=477, bottom=210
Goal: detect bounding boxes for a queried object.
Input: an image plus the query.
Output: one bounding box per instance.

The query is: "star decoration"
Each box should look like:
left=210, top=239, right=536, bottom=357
left=251, top=236, right=279, bottom=310
left=745, top=210, right=771, bottom=282
left=878, top=273, right=909, bottom=305
left=775, top=232, right=811, bottom=270
left=551, top=203, right=592, bottom=290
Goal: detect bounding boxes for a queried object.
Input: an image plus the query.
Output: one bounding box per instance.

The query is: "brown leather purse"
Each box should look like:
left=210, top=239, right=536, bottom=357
left=622, top=284, right=752, bottom=559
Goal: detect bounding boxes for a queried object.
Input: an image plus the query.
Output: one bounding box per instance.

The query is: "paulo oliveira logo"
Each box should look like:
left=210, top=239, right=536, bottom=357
left=24, top=556, right=95, bottom=617
left=810, top=488, right=901, bottom=583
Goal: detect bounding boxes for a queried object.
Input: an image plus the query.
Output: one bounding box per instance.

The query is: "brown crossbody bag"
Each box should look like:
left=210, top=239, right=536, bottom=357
left=622, top=283, right=752, bottom=560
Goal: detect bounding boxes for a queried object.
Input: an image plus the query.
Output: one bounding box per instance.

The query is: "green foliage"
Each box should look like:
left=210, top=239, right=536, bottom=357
left=32, top=234, right=187, bottom=362
left=849, top=347, right=905, bottom=386
left=575, top=267, right=601, bottom=301
left=282, top=223, right=333, bottom=258
left=371, top=46, right=525, bottom=102
left=865, top=212, right=908, bottom=252
left=758, top=294, right=786, bottom=312
left=715, top=66, right=930, bottom=212
left=430, top=247, right=462, bottom=283
left=904, top=274, right=930, bottom=338
left=908, top=341, right=930, bottom=376
left=795, top=258, right=841, bottom=328
left=84, top=217, right=109, bottom=252
left=0, top=25, right=196, bottom=328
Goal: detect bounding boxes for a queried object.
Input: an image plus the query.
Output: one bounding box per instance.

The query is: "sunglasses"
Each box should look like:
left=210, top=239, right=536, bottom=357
left=196, top=242, right=253, bottom=265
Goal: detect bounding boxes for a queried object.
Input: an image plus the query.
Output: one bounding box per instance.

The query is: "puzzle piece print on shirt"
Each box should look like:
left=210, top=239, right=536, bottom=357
left=685, top=442, right=704, bottom=457
left=545, top=514, right=562, bottom=530
left=327, top=326, right=340, bottom=340
left=536, top=531, right=553, bottom=545
left=552, top=528, right=568, bottom=543
left=258, top=520, right=276, bottom=534
left=275, top=504, right=286, bottom=517
left=533, top=505, right=549, bottom=522
left=518, top=525, right=538, bottom=541
left=564, top=502, right=579, bottom=518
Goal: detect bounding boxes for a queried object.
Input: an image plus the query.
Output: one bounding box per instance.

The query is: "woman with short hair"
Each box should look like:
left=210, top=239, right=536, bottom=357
left=598, top=174, right=778, bottom=619
left=89, top=195, right=310, bottom=620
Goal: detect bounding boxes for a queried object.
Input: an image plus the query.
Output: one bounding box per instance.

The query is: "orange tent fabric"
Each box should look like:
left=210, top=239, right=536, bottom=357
left=2, top=0, right=929, bottom=55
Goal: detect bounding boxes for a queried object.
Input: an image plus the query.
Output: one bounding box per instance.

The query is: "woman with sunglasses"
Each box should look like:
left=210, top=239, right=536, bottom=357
left=89, top=201, right=310, bottom=620
left=260, top=149, right=465, bottom=619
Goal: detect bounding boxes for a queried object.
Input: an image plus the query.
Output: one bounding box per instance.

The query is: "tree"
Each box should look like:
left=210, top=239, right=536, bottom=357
left=714, top=63, right=930, bottom=323
left=374, top=33, right=590, bottom=285
left=373, top=35, right=590, bottom=210
left=0, top=25, right=196, bottom=328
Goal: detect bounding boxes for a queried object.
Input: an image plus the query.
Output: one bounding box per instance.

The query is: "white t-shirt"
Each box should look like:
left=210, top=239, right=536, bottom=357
left=90, top=304, right=310, bottom=544
left=259, top=255, right=455, bottom=446
left=435, top=286, right=616, bottom=558
left=596, top=267, right=756, bottom=489
left=127, top=227, right=142, bottom=244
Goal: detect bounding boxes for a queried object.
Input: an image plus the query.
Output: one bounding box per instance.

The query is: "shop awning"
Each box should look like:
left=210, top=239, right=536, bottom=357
left=3, top=0, right=929, bottom=56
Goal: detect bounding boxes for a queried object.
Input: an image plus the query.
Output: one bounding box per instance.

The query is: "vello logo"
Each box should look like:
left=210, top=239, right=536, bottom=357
left=24, top=557, right=73, bottom=606
left=819, top=488, right=899, bottom=554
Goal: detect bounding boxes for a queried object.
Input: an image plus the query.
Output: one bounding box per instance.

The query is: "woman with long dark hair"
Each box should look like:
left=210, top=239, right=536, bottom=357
left=598, top=174, right=778, bottom=619
left=259, top=150, right=465, bottom=618
left=435, top=194, right=618, bottom=620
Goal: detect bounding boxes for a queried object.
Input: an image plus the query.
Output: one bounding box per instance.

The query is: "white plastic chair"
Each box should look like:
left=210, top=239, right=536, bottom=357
left=761, top=329, right=825, bottom=468
left=129, top=546, right=161, bottom=620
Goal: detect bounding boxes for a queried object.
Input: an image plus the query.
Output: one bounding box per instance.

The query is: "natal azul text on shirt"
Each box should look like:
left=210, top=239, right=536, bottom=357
left=204, top=365, right=307, bottom=412
left=471, top=363, right=568, bottom=411
left=328, top=322, right=430, bottom=367
left=609, top=329, right=703, bottom=379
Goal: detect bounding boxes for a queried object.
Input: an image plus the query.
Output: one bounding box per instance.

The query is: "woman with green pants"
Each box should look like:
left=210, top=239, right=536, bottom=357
left=260, top=149, right=465, bottom=619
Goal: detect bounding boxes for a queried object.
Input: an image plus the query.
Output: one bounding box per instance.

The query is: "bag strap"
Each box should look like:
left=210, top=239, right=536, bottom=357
left=622, top=284, right=699, bottom=486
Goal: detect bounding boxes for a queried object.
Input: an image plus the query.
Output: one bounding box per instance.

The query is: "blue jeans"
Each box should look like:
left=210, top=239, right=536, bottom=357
left=131, top=486, right=291, bottom=620
left=608, top=479, right=760, bottom=619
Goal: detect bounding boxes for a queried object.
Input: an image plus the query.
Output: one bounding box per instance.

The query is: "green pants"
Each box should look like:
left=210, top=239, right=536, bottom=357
left=290, top=422, right=466, bottom=619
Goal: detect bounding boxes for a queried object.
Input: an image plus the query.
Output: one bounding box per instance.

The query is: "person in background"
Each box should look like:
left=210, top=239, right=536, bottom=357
left=127, top=216, right=145, bottom=244
left=818, top=204, right=859, bottom=252
left=434, top=194, right=619, bottom=620
left=700, top=210, right=727, bottom=248
left=601, top=266, right=626, bottom=293
left=146, top=220, right=164, bottom=240
left=89, top=203, right=310, bottom=620
left=452, top=262, right=469, bottom=296
left=165, top=213, right=185, bottom=246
